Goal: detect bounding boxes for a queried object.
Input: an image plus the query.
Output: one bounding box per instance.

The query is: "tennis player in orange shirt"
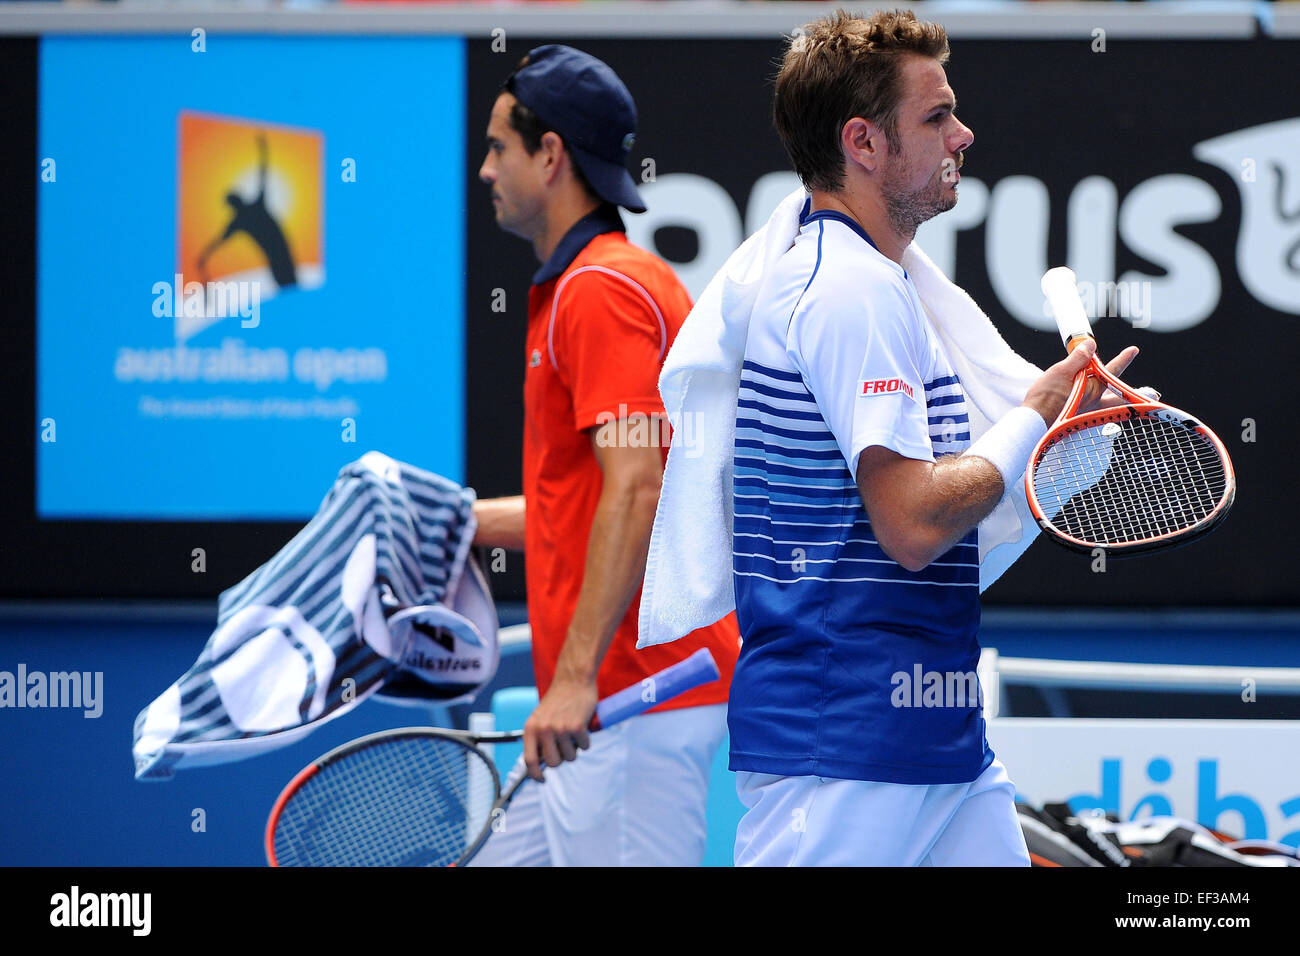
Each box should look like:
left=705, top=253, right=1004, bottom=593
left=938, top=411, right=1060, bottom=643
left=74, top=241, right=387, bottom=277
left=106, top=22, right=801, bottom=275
left=469, top=45, right=741, bottom=866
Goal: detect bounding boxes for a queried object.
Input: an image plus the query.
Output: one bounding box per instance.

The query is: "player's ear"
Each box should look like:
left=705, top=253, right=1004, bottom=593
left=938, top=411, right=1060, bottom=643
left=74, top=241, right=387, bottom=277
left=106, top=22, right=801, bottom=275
left=842, top=117, right=881, bottom=174
left=537, top=131, right=565, bottom=179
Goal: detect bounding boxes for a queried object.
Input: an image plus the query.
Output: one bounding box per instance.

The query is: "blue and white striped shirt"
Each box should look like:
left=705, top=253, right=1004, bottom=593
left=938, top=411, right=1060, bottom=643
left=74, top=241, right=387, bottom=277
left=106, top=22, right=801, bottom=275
left=729, top=209, right=993, bottom=784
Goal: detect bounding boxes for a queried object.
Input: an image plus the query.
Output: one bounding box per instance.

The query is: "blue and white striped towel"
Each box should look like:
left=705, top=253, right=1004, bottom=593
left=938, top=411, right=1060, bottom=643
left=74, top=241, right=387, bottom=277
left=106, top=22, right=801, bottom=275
left=132, top=451, right=496, bottom=781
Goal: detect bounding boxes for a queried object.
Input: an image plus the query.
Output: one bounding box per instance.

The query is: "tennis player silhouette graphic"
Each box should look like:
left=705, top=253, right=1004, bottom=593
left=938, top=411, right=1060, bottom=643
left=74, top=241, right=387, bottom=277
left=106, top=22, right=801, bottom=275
left=196, top=132, right=297, bottom=290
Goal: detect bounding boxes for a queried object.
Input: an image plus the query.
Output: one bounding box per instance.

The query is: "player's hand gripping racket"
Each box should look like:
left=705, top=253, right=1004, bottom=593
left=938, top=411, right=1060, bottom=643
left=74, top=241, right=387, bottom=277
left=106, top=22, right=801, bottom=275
left=265, top=647, right=720, bottom=867
left=1026, top=268, right=1235, bottom=554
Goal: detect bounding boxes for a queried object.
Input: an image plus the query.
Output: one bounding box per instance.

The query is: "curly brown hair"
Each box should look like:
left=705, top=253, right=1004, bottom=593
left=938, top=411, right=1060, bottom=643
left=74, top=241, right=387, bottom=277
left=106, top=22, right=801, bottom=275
left=774, top=9, right=950, bottom=193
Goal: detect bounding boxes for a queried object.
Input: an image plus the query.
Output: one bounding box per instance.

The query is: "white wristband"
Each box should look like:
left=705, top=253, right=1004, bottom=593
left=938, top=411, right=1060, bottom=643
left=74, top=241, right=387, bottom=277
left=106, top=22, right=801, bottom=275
left=962, top=405, right=1048, bottom=493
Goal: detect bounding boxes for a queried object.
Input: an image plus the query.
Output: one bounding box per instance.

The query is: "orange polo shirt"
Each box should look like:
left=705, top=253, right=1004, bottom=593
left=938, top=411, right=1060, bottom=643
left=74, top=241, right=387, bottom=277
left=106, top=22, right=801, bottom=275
left=522, top=209, right=739, bottom=709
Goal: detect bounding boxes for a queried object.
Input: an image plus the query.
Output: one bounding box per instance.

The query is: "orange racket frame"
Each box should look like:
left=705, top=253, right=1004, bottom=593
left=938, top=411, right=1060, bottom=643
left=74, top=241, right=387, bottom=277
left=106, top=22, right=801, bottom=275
left=1025, top=268, right=1236, bottom=554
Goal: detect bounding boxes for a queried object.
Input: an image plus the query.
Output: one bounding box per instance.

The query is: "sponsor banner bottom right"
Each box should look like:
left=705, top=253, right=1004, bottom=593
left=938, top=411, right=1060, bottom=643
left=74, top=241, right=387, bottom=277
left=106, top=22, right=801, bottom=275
left=988, top=718, right=1300, bottom=848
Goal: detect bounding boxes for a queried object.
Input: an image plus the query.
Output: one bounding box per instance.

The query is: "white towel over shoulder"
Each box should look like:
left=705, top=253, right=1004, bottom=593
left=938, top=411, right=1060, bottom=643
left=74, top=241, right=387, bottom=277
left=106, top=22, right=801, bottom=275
left=639, top=188, right=1042, bottom=649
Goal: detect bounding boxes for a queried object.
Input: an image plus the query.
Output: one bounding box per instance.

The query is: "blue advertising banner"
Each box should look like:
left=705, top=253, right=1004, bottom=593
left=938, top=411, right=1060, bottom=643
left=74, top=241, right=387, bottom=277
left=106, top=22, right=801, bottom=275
left=38, top=35, right=466, bottom=519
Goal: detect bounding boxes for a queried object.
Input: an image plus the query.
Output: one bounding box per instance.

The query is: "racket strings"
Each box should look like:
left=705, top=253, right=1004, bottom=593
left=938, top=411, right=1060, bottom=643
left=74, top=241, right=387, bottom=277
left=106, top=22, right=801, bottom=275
left=1032, top=413, right=1229, bottom=547
left=272, top=735, right=498, bottom=867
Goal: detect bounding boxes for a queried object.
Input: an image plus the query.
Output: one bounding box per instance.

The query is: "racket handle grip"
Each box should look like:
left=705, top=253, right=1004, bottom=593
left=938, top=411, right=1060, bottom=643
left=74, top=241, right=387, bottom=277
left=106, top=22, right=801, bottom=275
left=1041, top=266, right=1094, bottom=350
left=589, top=648, right=720, bottom=731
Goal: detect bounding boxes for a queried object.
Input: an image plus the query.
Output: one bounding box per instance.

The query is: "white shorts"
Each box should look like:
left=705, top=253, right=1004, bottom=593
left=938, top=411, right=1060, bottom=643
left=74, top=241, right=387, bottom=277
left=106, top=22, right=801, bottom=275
left=734, top=757, right=1030, bottom=867
left=469, top=703, right=728, bottom=867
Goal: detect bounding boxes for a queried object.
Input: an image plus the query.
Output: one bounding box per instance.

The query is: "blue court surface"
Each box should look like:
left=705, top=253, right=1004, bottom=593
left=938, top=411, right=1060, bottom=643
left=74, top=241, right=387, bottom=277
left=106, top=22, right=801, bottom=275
left=1, top=601, right=1296, bottom=866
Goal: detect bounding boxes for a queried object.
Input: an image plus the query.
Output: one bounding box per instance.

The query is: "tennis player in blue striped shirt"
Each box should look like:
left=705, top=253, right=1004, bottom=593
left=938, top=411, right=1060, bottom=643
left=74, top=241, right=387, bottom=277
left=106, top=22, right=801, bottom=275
left=729, top=10, right=1130, bottom=866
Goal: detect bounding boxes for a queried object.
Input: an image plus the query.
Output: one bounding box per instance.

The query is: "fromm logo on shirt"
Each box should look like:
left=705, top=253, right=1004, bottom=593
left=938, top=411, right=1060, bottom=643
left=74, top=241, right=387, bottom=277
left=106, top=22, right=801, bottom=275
left=860, top=377, right=915, bottom=398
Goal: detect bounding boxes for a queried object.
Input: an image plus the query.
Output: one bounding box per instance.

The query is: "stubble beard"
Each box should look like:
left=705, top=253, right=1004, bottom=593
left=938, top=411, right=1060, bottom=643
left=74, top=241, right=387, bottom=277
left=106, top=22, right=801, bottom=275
left=883, top=149, right=958, bottom=242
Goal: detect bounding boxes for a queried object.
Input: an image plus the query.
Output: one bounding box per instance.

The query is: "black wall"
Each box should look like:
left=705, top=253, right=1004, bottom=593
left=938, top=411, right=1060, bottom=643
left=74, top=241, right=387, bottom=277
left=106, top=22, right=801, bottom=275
left=4, top=33, right=1296, bottom=606
left=465, top=35, right=1297, bottom=607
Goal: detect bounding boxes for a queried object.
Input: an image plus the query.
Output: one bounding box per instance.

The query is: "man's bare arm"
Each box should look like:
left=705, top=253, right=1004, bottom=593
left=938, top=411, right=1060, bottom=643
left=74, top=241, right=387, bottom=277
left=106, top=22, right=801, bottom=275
left=472, top=496, right=526, bottom=551
left=522, top=417, right=663, bottom=780
left=856, top=447, right=1002, bottom=572
left=857, top=341, right=1137, bottom=572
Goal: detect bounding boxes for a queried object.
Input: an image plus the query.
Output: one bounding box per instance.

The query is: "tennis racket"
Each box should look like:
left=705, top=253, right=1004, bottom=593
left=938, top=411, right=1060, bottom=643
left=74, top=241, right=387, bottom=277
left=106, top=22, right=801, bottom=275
left=1025, top=267, right=1236, bottom=555
left=265, top=647, right=720, bottom=867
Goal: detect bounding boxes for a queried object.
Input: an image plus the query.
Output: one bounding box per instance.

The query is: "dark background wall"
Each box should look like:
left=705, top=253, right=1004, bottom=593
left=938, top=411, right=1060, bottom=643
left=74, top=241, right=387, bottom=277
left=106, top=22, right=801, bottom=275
left=3, top=33, right=1295, bottom=606
left=464, top=35, right=1294, bottom=606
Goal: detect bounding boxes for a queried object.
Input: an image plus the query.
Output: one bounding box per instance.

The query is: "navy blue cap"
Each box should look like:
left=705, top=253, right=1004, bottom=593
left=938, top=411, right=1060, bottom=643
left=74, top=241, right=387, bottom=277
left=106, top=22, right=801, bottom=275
left=506, top=45, right=646, bottom=214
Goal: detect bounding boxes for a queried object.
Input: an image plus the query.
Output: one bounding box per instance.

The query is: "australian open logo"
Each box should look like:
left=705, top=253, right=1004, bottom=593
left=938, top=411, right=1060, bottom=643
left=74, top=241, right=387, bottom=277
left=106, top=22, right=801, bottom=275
left=171, top=111, right=325, bottom=342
